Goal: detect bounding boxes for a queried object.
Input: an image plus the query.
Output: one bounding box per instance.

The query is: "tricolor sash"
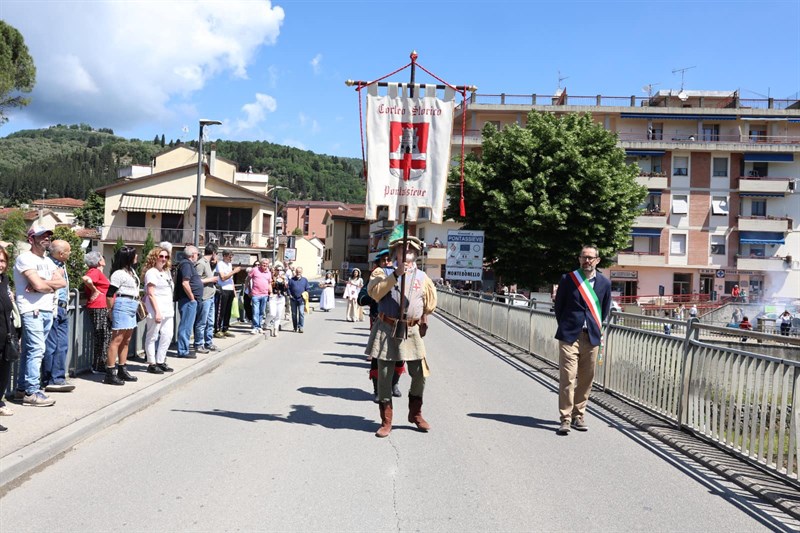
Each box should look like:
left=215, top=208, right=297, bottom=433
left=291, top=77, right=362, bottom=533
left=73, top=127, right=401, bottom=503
left=568, top=269, right=602, bottom=332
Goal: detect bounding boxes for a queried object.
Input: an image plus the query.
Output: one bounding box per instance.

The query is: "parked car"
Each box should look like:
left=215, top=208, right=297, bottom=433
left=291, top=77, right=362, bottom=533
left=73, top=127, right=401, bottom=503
left=507, top=293, right=531, bottom=307
left=306, top=281, right=323, bottom=302
left=334, top=281, right=347, bottom=297
left=611, top=301, right=624, bottom=313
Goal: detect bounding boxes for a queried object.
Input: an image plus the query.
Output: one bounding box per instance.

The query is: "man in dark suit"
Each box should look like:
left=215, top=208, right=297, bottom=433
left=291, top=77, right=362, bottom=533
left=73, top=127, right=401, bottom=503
left=553, top=245, right=612, bottom=435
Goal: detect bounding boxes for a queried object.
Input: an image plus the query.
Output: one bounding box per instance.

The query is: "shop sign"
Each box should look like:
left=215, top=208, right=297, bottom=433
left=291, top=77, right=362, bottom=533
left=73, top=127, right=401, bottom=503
left=610, top=270, right=638, bottom=279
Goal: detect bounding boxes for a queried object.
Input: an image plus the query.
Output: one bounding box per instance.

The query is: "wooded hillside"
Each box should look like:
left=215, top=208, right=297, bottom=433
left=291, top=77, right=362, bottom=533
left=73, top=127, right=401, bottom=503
left=0, top=124, right=366, bottom=204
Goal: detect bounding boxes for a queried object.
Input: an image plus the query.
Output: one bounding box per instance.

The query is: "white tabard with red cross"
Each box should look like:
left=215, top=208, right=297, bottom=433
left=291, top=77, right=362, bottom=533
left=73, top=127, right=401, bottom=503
left=365, top=83, right=455, bottom=224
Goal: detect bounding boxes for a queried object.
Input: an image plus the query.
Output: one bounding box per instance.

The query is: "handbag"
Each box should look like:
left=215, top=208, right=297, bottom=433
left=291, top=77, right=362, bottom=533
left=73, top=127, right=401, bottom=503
left=419, top=314, right=429, bottom=337
left=3, top=331, right=20, bottom=362
left=137, top=301, right=147, bottom=321
left=230, top=295, right=240, bottom=319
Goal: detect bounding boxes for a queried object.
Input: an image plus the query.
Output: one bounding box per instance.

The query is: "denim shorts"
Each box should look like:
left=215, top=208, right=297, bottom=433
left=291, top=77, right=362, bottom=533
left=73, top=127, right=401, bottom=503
left=111, top=297, right=138, bottom=330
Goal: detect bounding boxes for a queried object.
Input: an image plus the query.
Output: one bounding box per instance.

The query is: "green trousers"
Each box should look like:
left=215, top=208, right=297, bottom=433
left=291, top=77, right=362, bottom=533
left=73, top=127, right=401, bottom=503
left=377, top=359, right=425, bottom=402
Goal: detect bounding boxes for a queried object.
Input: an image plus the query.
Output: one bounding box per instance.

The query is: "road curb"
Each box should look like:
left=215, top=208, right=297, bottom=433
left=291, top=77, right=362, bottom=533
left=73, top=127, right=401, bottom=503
left=0, top=335, right=262, bottom=493
left=434, top=309, right=800, bottom=521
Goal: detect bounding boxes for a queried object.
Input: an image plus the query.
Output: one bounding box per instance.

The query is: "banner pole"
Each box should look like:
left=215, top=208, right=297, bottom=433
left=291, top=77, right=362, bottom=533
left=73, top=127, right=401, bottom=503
left=395, top=50, right=418, bottom=339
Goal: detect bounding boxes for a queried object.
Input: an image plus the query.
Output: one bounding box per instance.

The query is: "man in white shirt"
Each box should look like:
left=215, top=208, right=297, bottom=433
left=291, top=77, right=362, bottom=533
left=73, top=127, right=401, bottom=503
left=214, top=250, right=242, bottom=338
left=14, top=226, right=66, bottom=407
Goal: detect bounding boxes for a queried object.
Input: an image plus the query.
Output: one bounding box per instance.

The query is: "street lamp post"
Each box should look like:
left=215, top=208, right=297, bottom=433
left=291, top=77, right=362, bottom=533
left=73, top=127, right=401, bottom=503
left=195, top=119, right=222, bottom=248
left=268, top=185, right=289, bottom=263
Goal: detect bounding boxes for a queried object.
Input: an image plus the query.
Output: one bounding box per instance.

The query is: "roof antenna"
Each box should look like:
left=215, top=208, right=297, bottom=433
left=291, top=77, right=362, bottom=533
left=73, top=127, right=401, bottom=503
left=557, top=70, right=569, bottom=90
left=672, top=66, right=695, bottom=101
left=642, top=83, right=660, bottom=97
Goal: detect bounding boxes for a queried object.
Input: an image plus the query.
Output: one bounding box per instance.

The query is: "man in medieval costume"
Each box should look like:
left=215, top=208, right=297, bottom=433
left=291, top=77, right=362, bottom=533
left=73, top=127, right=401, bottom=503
left=366, top=233, right=437, bottom=438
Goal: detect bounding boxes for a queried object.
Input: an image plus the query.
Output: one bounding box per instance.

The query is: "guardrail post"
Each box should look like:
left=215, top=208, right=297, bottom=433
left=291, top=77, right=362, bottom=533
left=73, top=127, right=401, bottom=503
left=601, top=312, right=618, bottom=391
left=676, top=318, right=700, bottom=428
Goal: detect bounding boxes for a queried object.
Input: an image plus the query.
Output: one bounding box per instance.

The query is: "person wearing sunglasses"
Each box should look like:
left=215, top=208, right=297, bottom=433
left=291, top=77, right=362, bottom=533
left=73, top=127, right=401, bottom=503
left=142, top=247, right=174, bottom=374
left=553, top=245, right=611, bottom=435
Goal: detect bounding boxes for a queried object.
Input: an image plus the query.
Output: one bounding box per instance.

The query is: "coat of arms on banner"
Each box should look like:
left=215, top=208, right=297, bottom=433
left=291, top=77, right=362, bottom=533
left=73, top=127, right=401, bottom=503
left=389, top=122, right=429, bottom=181
left=365, top=83, right=455, bottom=224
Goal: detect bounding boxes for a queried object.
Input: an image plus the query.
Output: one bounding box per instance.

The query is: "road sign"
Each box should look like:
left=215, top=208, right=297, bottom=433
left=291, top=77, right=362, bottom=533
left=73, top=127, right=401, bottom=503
left=445, top=230, right=484, bottom=281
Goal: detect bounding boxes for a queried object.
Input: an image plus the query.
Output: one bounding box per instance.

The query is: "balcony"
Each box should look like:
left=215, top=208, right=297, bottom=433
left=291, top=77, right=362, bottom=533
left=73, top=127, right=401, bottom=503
left=369, top=219, right=392, bottom=234
left=737, top=216, right=791, bottom=232
left=424, top=247, right=447, bottom=262
left=635, top=173, right=668, bottom=189
left=616, top=252, right=667, bottom=267
left=634, top=212, right=668, bottom=228
left=101, top=226, right=275, bottom=249
left=736, top=256, right=791, bottom=272
left=739, top=177, right=792, bottom=195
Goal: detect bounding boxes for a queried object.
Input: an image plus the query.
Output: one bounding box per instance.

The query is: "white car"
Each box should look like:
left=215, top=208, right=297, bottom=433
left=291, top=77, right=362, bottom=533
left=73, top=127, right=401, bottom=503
left=611, top=301, right=624, bottom=313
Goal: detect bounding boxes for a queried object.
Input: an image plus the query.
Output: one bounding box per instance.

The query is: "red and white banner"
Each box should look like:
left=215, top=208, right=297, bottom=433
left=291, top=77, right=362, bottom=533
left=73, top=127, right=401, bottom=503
left=365, top=83, right=455, bottom=224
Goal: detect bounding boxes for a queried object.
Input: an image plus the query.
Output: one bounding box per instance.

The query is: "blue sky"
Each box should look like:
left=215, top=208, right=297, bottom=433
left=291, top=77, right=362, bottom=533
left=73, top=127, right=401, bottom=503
left=1, top=0, right=798, bottom=160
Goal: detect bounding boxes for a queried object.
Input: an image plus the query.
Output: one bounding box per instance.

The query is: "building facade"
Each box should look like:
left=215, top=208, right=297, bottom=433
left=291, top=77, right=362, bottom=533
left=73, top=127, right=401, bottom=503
left=453, top=89, right=800, bottom=303
left=322, top=204, right=369, bottom=278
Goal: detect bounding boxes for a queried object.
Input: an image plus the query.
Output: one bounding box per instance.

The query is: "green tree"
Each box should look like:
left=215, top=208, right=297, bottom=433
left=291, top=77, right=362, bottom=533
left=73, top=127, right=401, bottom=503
left=0, top=21, right=36, bottom=124
left=73, top=190, right=105, bottom=229
left=113, top=236, right=125, bottom=256
left=292, top=227, right=304, bottom=236
left=0, top=209, right=27, bottom=260
left=51, top=226, right=85, bottom=289
left=447, top=111, right=646, bottom=287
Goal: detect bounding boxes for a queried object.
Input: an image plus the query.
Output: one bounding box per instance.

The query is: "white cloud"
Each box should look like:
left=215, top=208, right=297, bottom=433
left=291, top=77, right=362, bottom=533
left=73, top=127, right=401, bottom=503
left=237, top=93, right=278, bottom=130
left=2, top=0, right=285, bottom=127
left=310, top=53, right=323, bottom=74
left=298, top=112, right=320, bottom=134
left=282, top=138, right=307, bottom=150
left=267, top=65, right=280, bottom=88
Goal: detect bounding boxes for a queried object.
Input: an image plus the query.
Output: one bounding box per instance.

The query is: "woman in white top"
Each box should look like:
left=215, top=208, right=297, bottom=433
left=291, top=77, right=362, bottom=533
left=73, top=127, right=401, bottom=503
left=319, top=271, right=335, bottom=312
left=143, top=247, right=175, bottom=374
left=344, top=268, right=364, bottom=322
left=105, top=246, right=140, bottom=385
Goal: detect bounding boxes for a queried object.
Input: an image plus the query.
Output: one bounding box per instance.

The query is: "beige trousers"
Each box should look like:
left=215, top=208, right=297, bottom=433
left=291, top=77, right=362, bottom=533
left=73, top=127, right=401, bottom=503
left=558, top=332, right=599, bottom=422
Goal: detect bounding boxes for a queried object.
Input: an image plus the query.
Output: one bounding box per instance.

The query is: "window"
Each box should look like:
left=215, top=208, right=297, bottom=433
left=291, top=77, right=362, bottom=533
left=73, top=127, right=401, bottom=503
left=751, top=200, right=767, bottom=217
left=486, top=121, right=501, bottom=130
left=711, top=235, right=726, bottom=255
left=712, top=157, right=728, bottom=177
left=643, top=192, right=661, bottom=213
left=651, top=123, right=663, bottom=141
left=749, top=245, right=766, bottom=257
left=751, top=162, right=768, bottom=177
left=670, top=234, right=687, bottom=255
left=651, top=156, right=663, bottom=173
left=702, top=124, right=720, bottom=141
left=261, top=214, right=272, bottom=235
left=672, top=195, right=688, bottom=214
left=673, top=156, right=688, bottom=176
left=749, top=128, right=767, bottom=142
left=126, top=211, right=145, bottom=227
left=711, top=196, right=729, bottom=215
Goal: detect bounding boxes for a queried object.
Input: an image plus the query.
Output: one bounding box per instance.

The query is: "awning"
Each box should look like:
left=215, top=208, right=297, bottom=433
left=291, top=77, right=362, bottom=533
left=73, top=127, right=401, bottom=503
left=739, top=231, right=785, bottom=245
left=631, top=228, right=662, bottom=237
left=648, top=190, right=663, bottom=196
left=119, top=194, right=191, bottom=214
left=626, top=150, right=665, bottom=156
left=621, top=113, right=737, bottom=121
left=743, top=153, right=794, bottom=162
left=739, top=192, right=785, bottom=197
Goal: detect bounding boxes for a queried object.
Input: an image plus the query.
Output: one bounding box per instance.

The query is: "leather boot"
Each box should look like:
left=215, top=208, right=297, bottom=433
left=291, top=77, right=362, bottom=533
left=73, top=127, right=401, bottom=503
left=103, top=366, right=124, bottom=386
left=408, top=395, right=430, bottom=431
left=117, top=364, right=138, bottom=382
left=375, top=401, right=393, bottom=438
left=372, top=378, right=379, bottom=403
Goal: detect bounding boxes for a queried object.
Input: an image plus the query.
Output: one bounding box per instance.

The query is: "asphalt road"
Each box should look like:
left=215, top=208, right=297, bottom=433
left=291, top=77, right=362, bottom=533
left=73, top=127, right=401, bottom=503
left=1, top=302, right=797, bottom=532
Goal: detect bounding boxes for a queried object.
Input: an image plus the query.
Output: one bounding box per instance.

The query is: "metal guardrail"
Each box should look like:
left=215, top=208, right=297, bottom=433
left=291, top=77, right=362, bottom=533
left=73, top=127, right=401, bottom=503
left=437, top=289, right=800, bottom=484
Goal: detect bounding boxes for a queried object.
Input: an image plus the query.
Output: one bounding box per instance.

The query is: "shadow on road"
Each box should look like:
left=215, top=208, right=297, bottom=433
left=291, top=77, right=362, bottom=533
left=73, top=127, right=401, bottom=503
left=298, top=386, right=373, bottom=402
left=319, top=361, right=369, bottom=369
left=337, top=331, right=369, bottom=337
left=468, top=413, right=560, bottom=431
left=335, top=341, right=367, bottom=348
left=322, top=352, right=366, bottom=361
left=173, top=404, right=375, bottom=431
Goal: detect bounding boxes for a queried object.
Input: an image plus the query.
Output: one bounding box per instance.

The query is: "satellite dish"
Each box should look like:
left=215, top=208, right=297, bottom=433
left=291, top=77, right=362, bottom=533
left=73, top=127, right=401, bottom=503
left=678, top=90, right=688, bottom=101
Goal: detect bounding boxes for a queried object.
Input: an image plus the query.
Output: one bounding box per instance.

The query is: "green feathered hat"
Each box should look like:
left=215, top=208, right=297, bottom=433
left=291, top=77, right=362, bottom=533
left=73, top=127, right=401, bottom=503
left=387, top=224, right=423, bottom=251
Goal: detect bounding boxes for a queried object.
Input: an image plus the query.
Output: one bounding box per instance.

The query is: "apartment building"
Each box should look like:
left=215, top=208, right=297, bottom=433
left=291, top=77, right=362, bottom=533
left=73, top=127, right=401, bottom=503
left=321, top=204, right=370, bottom=278
left=452, top=89, right=800, bottom=302
left=284, top=200, right=353, bottom=239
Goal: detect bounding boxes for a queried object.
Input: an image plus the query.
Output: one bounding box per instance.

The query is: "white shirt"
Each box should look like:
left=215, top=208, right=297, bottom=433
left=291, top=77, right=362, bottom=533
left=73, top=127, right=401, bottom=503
left=216, top=260, right=234, bottom=291
left=144, top=267, right=174, bottom=318
left=14, top=251, right=57, bottom=313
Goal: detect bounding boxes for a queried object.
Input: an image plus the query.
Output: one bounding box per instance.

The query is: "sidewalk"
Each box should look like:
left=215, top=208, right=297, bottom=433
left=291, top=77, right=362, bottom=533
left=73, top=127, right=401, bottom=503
left=0, top=316, right=277, bottom=491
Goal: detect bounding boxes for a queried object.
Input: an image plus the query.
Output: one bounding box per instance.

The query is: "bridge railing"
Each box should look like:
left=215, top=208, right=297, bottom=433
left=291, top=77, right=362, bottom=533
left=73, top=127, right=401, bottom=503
left=436, top=289, right=800, bottom=484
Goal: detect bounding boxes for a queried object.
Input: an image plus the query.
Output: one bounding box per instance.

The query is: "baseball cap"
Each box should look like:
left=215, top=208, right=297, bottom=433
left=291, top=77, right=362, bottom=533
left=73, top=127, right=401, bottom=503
left=27, top=226, right=53, bottom=239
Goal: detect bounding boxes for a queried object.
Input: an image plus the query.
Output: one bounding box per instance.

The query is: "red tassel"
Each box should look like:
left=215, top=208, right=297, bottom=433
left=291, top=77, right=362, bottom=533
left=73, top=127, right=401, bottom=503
left=460, top=197, right=466, bottom=217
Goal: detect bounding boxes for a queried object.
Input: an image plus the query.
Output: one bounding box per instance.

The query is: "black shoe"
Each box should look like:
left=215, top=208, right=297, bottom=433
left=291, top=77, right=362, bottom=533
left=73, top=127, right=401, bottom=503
left=117, top=364, right=138, bottom=382
left=0, top=424, right=7, bottom=433
left=147, top=364, right=164, bottom=374
left=103, top=367, right=124, bottom=386
left=157, top=363, right=174, bottom=372
left=178, top=353, right=197, bottom=359
left=391, top=383, right=402, bottom=398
